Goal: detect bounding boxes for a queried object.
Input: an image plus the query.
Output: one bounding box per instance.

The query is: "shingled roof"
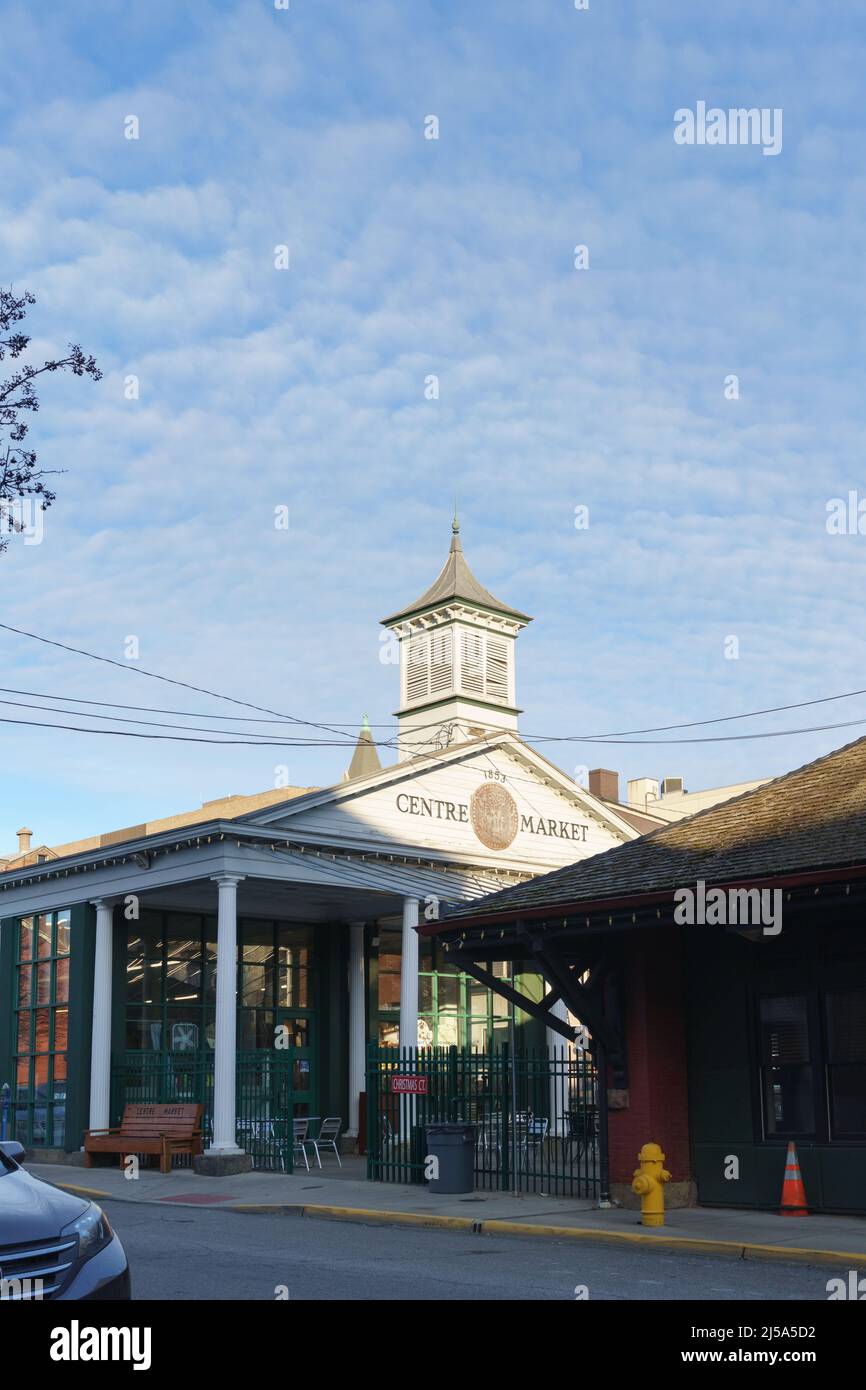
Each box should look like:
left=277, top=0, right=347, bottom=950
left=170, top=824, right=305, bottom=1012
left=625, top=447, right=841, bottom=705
left=444, top=732, right=866, bottom=920
left=381, top=518, right=531, bottom=626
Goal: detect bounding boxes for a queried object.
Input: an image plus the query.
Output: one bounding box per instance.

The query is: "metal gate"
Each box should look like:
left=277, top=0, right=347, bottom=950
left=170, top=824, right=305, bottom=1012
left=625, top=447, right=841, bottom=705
left=366, top=1043, right=599, bottom=1197
left=110, top=1049, right=298, bottom=1172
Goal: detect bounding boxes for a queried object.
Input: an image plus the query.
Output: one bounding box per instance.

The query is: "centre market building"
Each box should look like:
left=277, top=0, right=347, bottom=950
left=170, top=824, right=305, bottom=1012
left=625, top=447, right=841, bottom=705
left=0, top=520, right=656, bottom=1169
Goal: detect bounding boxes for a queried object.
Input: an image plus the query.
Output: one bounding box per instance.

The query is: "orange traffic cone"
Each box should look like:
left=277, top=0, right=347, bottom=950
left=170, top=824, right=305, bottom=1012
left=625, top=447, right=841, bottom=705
left=780, top=1141, right=808, bottom=1215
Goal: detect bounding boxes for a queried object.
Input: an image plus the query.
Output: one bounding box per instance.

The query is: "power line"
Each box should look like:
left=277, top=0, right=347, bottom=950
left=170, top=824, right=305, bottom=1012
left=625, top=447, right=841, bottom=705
left=0, top=622, right=362, bottom=747
left=5, top=622, right=866, bottom=750
left=0, top=714, right=355, bottom=746
left=0, top=696, right=353, bottom=742
left=523, top=715, right=866, bottom=745
left=5, top=704, right=866, bottom=750
left=522, top=684, right=866, bottom=742
left=15, top=649, right=866, bottom=743
left=0, top=686, right=371, bottom=727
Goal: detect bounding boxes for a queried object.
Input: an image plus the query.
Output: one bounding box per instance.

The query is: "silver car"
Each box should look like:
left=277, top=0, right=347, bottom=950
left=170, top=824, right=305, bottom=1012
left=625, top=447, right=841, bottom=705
left=0, top=1140, right=130, bottom=1301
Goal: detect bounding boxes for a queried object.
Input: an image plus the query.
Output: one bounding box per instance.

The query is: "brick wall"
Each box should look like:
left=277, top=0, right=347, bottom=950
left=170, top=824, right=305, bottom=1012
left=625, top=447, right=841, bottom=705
left=608, top=926, right=692, bottom=1187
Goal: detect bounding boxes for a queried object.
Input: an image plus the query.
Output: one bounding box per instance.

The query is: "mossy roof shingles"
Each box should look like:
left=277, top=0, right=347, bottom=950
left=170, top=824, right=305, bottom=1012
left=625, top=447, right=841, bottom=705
left=446, top=733, right=866, bottom=919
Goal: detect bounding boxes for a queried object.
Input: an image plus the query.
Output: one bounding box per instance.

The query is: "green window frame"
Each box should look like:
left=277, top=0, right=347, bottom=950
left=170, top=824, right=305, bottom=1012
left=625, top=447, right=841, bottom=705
left=13, top=911, right=71, bottom=1148
left=375, top=930, right=515, bottom=1049
left=417, top=968, right=511, bottom=1049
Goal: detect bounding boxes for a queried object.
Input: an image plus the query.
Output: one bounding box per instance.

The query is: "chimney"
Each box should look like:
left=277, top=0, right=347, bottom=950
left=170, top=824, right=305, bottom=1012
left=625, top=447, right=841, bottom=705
left=17, top=827, right=33, bottom=853
left=588, top=769, right=619, bottom=803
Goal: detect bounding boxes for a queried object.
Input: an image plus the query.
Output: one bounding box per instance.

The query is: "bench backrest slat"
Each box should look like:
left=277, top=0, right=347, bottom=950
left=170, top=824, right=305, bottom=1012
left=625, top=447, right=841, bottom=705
left=117, top=1102, right=203, bottom=1137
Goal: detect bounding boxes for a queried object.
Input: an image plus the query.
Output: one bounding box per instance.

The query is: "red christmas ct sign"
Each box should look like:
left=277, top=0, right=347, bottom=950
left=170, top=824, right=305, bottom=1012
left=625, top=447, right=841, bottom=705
left=390, top=1074, right=429, bottom=1095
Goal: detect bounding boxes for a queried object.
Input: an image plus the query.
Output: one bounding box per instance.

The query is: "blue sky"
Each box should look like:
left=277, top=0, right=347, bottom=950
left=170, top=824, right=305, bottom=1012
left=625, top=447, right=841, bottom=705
left=2, top=0, right=866, bottom=848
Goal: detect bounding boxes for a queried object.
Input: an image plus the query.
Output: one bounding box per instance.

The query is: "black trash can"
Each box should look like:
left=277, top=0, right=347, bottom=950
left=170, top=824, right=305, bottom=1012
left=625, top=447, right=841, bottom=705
left=425, top=1123, right=475, bottom=1194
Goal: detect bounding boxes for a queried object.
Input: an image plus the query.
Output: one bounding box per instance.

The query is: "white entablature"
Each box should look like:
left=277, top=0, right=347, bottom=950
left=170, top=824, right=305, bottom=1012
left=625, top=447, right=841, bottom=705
left=393, top=602, right=525, bottom=639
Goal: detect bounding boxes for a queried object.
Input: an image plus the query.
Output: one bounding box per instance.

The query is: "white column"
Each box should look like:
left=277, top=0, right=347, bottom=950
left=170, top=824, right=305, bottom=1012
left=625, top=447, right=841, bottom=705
left=547, top=995, right=570, bottom=1138
left=399, top=898, right=419, bottom=1055
left=89, top=899, right=114, bottom=1132
left=347, top=923, right=366, bottom=1137
left=208, top=874, right=245, bottom=1154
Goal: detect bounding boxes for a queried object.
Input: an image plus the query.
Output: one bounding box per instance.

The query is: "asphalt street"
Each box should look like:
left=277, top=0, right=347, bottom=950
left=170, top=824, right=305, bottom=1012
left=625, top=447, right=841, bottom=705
left=103, top=1200, right=837, bottom=1301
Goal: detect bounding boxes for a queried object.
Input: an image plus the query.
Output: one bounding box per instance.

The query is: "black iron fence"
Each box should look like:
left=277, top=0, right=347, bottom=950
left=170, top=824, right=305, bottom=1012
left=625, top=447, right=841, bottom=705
left=366, top=1043, right=599, bottom=1197
left=110, top=1050, right=298, bottom=1172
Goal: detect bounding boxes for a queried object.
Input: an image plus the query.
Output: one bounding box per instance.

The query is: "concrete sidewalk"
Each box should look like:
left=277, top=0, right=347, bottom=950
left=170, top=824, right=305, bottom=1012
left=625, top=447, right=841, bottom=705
left=26, top=1159, right=866, bottom=1270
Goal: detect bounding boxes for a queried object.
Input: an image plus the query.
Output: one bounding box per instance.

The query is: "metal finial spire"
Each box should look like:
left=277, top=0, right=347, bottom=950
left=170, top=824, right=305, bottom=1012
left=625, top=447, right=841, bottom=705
left=452, top=493, right=459, bottom=535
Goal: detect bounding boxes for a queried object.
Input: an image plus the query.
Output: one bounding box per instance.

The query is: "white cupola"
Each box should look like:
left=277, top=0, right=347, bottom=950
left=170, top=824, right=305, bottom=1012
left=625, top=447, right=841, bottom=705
left=380, top=515, right=532, bottom=760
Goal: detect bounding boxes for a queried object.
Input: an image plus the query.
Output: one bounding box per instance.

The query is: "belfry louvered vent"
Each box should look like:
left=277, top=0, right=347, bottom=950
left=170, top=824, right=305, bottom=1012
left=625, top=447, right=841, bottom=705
left=430, top=630, right=453, bottom=693
left=486, top=639, right=509, bottom=700
left=406, top=636, right=429, bottom=701
left=460, top=631, right=485, bottom=693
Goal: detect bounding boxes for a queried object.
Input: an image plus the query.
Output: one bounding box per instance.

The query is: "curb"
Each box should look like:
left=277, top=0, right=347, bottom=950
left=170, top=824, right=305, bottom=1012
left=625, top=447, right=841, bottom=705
left=229, top=1201, right=866, bottom=1269
left=50, top=1181, right=113, bottom=1200
left=481, top=1218, right=866, bottom=1269
left=241, top=1204, right=481, bottom=1233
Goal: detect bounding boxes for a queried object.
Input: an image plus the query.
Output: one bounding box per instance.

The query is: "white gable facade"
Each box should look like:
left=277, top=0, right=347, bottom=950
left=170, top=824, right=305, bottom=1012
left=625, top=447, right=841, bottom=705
left=250, top=735, right=635, bottom=877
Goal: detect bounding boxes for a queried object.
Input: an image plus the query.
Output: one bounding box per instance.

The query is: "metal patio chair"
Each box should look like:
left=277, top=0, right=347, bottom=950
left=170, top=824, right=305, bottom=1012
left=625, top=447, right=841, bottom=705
left=477, top=1111, right=502, bottom=1159
left=381, top=1112, right=397, bottom=1149
left=236, top=1118, right=266, bottom=1170
left=292, top=1116, right=310, bottom=1172
left=306, top=1116, right=342, bottom=1169
left=519, top=1116, right=549, bottom=1171
left=564, top=1108, right=597, bottom=1162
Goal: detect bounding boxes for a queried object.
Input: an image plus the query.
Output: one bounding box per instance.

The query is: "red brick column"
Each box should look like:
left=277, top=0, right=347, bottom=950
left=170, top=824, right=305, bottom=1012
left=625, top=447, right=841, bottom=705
left=607, top=926, right=693, bottom=1206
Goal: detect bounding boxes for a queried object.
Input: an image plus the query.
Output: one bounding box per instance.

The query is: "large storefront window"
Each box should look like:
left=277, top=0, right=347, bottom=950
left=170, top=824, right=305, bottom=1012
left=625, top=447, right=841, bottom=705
left=126, top=912, right=315, bottom=1055
left=126, top=912, right=213, bottom=1052
left=14, top=912, right=70, bottom=1147
left=417, top=968, right=511, bottom=1048
left=376, top=929, right=517, bottom=1048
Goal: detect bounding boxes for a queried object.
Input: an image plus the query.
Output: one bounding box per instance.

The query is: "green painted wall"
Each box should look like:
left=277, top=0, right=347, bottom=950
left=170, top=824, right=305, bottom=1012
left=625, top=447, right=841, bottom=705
left=685, top=923, right=866, bottom=1214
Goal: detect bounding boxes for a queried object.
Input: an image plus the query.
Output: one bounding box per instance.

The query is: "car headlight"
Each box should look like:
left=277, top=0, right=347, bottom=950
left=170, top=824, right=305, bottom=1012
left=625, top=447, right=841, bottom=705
left=61, top=1202, right=114, bottom=1263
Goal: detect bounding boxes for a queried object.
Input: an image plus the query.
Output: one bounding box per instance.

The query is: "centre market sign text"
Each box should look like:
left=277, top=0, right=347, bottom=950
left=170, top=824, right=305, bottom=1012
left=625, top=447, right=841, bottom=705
left=395, top=787, right=589, bottom=852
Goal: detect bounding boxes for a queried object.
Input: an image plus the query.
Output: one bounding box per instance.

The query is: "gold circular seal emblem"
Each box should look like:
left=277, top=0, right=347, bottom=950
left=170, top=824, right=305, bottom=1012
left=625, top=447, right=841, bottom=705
left=470, top=783, right=519, bottom=851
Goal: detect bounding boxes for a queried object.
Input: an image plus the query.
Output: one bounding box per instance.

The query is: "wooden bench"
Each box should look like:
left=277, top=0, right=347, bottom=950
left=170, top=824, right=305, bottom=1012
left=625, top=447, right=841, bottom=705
left=84, top=1103, right=204, bottom=1174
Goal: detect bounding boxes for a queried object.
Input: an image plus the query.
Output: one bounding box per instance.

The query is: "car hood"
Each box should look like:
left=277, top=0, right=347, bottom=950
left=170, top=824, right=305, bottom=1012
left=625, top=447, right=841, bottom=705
left=0, top=1168, right=89, bottom=1243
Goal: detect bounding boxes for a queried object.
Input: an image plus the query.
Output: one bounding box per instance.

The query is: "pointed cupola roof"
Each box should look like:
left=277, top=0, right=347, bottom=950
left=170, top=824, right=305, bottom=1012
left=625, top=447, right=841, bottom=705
left=343, top=714, right=383, bottom=782
left=381, top=516, right=532, bottom=626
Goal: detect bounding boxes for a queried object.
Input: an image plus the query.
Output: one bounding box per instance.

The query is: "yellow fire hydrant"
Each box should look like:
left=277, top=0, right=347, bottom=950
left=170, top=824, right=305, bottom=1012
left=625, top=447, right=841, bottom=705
left=632, top=1142, right=671, bottom=1227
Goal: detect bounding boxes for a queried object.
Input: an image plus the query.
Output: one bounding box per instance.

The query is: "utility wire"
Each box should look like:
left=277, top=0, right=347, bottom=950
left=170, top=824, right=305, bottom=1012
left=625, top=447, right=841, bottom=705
left=4, top=707, right=866, bottom=748
left=0, top=696, right=347, bottom=742
left=522, top=684, right=866, bottom=742
left=0, top=622, right=360, bottom=746
left=5, top=660, right=866, bottom=745
left=0, top=714, right=352, bottom=746
left=0, top=686, right=367, bottom=726
left=523, top=715, right=866, bottom=745
left=5, top=622, right=866, bottom=748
